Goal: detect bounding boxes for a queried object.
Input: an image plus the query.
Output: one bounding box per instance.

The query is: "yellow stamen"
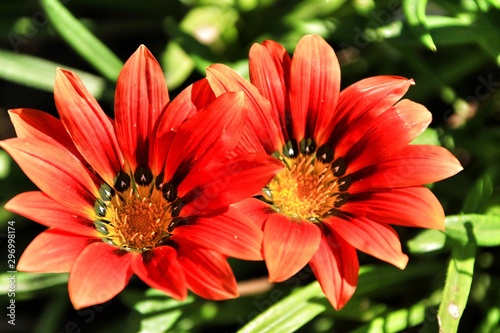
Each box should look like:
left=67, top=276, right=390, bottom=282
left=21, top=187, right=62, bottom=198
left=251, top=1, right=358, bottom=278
left=94, top=172, right=180, bottom=253
left=265, top=148, right=348, bottom=222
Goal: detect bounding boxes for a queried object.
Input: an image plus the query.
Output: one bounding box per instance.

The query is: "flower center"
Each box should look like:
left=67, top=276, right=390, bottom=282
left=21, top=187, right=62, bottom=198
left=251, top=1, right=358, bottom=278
left=93, top=168, right=182, bottom=253
left=264, top=139, right=350, bottom=222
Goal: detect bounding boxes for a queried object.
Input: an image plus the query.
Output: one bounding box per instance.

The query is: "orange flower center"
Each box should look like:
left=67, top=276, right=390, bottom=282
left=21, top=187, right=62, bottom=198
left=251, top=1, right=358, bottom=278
left=93, top=169, right=182, bottom=253
left=264, top=139, right=350, bottom=222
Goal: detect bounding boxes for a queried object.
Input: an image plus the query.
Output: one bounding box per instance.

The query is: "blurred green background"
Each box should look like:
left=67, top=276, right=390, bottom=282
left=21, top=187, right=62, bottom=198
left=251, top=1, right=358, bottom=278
left=1, top=0, right=500, bottom=332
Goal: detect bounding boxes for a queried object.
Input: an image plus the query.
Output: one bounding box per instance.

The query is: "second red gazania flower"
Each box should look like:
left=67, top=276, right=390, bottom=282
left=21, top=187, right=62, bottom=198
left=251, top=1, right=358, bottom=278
left=206, top=34, right=463, bottom=309
left=1, top=45, right=282, bottom=309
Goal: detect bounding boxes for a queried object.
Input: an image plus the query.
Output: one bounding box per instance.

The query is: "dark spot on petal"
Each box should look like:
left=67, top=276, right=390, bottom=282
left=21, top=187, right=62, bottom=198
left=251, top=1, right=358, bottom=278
left=299, top=138, right=317, bottom=155
left=134, top=166, right=153, bottom=186
left=94, top=220, right=109, bottom=235
left=114, top=171, right=131, bottom=192
left=316, top=145, right=334, bottom=164
left=282, top=139, right=299, bottom=158
left=162, top=182, right=178, bottom=202
left=98, top=183, right=114, bottom=201
left=334, top=193, right=350, bottom=208
left=331, top=158, right=347, bottom=177
left=337, top=176, right=352, bottom=192
left=93, top=199, right=107, bottom=217
left=155, top=173, right=164, bottom=189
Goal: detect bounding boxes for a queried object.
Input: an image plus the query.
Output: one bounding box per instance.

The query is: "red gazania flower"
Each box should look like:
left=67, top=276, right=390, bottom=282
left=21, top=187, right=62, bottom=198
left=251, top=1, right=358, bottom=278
left=1, top=45, right=282, bottom=309
left=206, top=34, right=463, bottom=309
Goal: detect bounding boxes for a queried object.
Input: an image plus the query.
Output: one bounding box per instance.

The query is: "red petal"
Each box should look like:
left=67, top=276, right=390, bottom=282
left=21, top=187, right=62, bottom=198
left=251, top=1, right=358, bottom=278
left=232, top=197, right=275, bottom=230
left=206, top=64, right=283, bottom=154
left=17, top=230, right=92, bottom=272
left=309, top=229, right=359, bottom=310
left=289, top=35, right=340, bottom=143
left=8, top=108, right=82, bottom=159
left=327, top=217, right=408, bottom=269
left=148, top=129, right=175, bottom=177
left=0, top=138, right=97, bottom=217
left=115, top=45, right=169, bottom=171
left=157, top=78, right=216, bottom=133
left=341, top=99, right=432, bottom=174
left=249, top=40, right=291, bottom=142
left=132, top=246, right=187, bottom=300
left=322, top=75, right=413, bottom=147
left=172, top=207, right=263, bottom=261
left=5, top=192, right=99, bottom=237
left=149, top=79, right=216, bottom=175
left=69, top=243, right=133, bottom=309
left=350, top=145, right=463, bottom=192
left=176, top=241, right=238, bottom=300
left=164, top=91, right=246, bottom=182
left=342, top=187, right=446, bottom=230
left=54, top=68, right=122, bottom=185
left=179, top=153, right=283, bottom=216
left=262, top=213, right=321, bottom=282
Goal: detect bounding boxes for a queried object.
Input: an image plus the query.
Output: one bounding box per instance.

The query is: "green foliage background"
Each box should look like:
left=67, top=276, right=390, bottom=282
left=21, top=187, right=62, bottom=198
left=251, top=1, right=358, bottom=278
left=1, top=0, right=500, bottom=332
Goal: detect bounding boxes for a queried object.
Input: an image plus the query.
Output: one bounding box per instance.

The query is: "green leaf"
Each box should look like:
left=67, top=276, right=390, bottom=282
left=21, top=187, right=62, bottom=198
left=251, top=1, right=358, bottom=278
left=237, top=282, right=326, bottom=333
left=351, top=301, right=429, bottom=333
left=355, top=262, right=443, bottom=297
left=411, top=128, right=441, bottom=146
left=445, top=214, right=500, bottom=247
left=462, top=173, right=494, bottom=214
left=129, top=290, right=195, bottom=333
left=0, top=49, right=106, bottom=97
left=477, top=306, right=500, bottom=333
left=437, top=238, right=476, bottom=333
left=403, top=0, right=437, bottom=51
left=0, top=273, right=68, bottom=299
left=407, top=229, right=447, bottom=254
left=40, top=0, right=123, bottom=81
left=162, top=41, right=195, bottom=90
left=0, top=150, right=11, bottom=179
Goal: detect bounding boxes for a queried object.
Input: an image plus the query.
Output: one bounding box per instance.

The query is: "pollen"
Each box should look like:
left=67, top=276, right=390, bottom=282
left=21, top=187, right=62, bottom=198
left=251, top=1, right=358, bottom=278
left=264, top=139, right=350, bottom=222
left=93, top=168, right=181, bottom=253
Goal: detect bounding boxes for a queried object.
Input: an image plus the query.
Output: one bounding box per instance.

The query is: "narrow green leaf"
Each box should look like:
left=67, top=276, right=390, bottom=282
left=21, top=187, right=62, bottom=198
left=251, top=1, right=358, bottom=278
left=130, top=291, right=195, bottom=333
left=40, top=0, right=123, bottom=81
left=437, top=239, right=476, bottom=333
left=162, top=41, right=194, bottom=90
left=407, top=229, right=447, bottom=254
left=0, top=273, right=68, bottom=299
left=411, top=128, right=441, bottom=146
left=33, top=296, right=68, bottom=333
left=0, top=49, right=106, bottom=97
left=445, top=214, right=500, bottom=247
left=351, top=302, right=429, bottom=333
left=403, top=0, right=437, bottom=51
left=462, top=173, right=494, bottom=214
left=355, top=262, right=443, bottom=297
left=477, top=306, right=500, bottom=333
left=237, top=282, right=326, bottom=333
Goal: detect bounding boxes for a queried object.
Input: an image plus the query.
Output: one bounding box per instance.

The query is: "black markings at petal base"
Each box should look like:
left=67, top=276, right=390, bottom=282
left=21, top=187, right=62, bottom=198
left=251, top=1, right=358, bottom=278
left=316, top=145, right=334, bottom=164
left=331, top=158, right=347, bottom=177
left=114, top=171, right=131, bottom=192
left=93, top=199, right=107, bottom=217
left=134, top=167, right=153, bottom=186
left=98, top=183, right=114, bottom=201
left=162, top=182, right=178, bottom=202
left=334, top=193, right=350, bottom=208
left=282, top=140, right=299, bottom=158
left=337, top=176, right=352, bottom=192
left=94, top=220, right=109, bottom=235
left=155, top=173, right=164, bottom=189
left=299, top=138, right=317, bottom=155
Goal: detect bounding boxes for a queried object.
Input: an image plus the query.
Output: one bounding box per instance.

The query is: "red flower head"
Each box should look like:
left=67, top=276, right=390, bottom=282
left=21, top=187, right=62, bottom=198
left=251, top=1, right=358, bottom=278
left=1, top=45, right=282, bottom=309
left=206, top=34, right=463, bottom=309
